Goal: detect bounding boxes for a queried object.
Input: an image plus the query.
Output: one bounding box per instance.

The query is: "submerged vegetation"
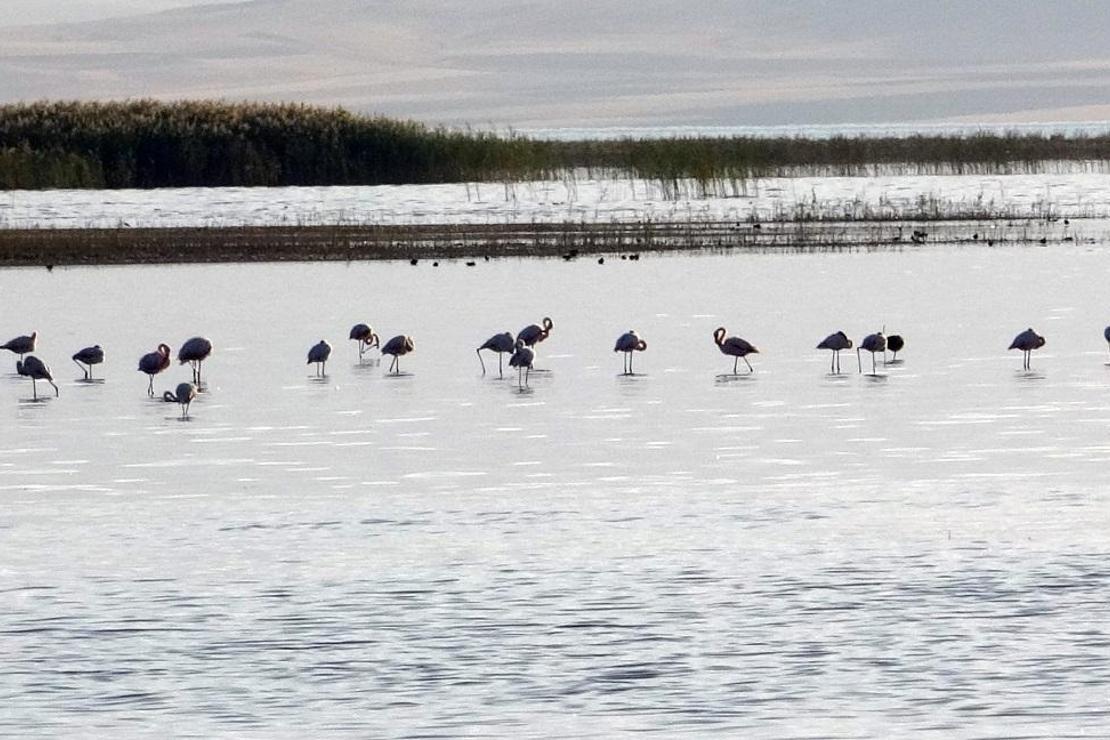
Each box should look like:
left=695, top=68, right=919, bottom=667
left=1, top=100, right=1110, bottom=192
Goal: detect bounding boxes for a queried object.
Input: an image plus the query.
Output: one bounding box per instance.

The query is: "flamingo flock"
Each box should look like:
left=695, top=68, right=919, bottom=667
left=2, top=322, right=1107, bottom=412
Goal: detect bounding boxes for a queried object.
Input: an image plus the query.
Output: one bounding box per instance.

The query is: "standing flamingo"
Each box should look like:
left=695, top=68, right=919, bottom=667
left=138, top=343, right=172, bottom=396
left=614, top=330, right=647, bottom=375
left=17, top=355, right=58, bottom=399
left=857, top=331, right=886, bottom=374
left=163, top=382, right=198, bottom=419
left=72, top=345, right=104, bottom=379
left=2, top=331, right=37, bottom=366
left=508, top=339, right=535, bottom=388
left=517, top=317, right=553, bottom=347
left=307, top=340, right=332, bottom=376
left=349, top=324, right=380, bottom=359
left=381, top=335, right=415, bottom=375
left=887, top=334, right=905, bottom=361
left=178, top=336, right=212, bottom=385
left=477, top=332, right=515, bottom=378
left=713, top=327, right=758, bottom=374
left=816, top=331, right=853, bottom=374
left=1009, top=328, right=1045, bottom=370
left=1104, top=325, right=1109, bottom=357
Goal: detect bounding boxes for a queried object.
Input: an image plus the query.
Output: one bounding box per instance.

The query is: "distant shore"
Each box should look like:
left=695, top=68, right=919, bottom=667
left=0, top=218, right=1085, bottom=267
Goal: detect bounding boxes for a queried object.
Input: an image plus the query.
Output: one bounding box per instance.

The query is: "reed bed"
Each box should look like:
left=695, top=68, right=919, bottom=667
left=0, top=217, right=1088, bottom=267
left=2, top=101, right=1110, bottom=193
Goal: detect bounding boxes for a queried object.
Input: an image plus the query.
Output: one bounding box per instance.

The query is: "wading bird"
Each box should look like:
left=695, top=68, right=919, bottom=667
left=517, top=317, right=553, bottom=347
left=163, top=381, right=197, bottom=419
left=1, top=331, right=37, bottom=365
left=72, top=345, right=104, bottom=379
left=816, top=331, right=853, bottom=374
left=614, top=330, right=647, bottom=375
left=477, top=332, right=515, bottom=378
left=508, top=339, right=535, bottom=388
left=17, top=355, right=58, bottom=399
left=381, top=335, right=414, bottom=375
left=713, top=326, right=758, bottom=374
left=1009, top=328, right=1045, bottom=370
left=349, top=324, right=380, bottom=359
left=857, top=331, right=886, bottom=375
left=887, top=334, right=905, bottom=361
left=1104, top=326, right=1110, bottom=357
left=138, top=343, right=171, bottom=396
left=307, top=340, right=332, bottom=376
left=178, top=336, right=212, bottom=384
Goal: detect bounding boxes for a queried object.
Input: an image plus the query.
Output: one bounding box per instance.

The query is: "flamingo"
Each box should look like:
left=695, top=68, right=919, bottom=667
left=887, top=334, right=905, bottom=361
left=508, top=339, right=535, bottom=387
left=614, top=330, right=647, bottom=375
left=72, top=345, right=104, bottom=379
left=477, top=332, right=515, bottom=378
left=381, top=335, right=414, bottom=375
left=178, top=336, right=212, bottom=385
left=307, top=340, right=332, bottom=376
left=1009, top=328, right=1045, bottom=370
left=857, top=331, right=886, bottom=374
left=517, top=317, right=553, bottom=347
left=713, top=326, right=758, bottom=374
left=2, top=331, right=36, bottom=366
left=816, top=331, right=853, bottom=374
left=1104, top=325, right=1109, bottom=357
left=349, top=323, right=380, bottom=359
left=163, top=382, right=197, bottom=419
left=16, top=355, right=58, bottom=399
left=138, top=343, right=172, bottom=396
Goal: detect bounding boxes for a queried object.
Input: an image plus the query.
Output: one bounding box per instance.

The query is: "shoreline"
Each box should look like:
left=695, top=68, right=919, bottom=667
left=0, top=218, right=1089, bottom=267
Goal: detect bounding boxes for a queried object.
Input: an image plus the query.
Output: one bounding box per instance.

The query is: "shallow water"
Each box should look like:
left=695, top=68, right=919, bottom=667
left=2, top=244, right=1109, bottom=736
left=3, top=172, right=1110, bottom=229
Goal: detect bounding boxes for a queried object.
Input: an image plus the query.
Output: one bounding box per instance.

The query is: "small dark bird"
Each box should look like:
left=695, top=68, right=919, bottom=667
left=857, top=331, right=887, bottom=374
left=614, top=330, right=647, bottom=375
left=714, top=327, right=758, bottom=374
left=138, top=343, right=172, bottom=396
left=17, top=355, right=58, bottom=399
left=466, top=261, right=476, bottom=267
left=410, top=258, right=418, bottom=265
left=598, top=257, right=605, bottom=264
left=307, top=340, right=332, bottom=376
left=72, top=345, right=104, bottom=380
left=477, top=332, right=515, bottom=378
left=381, top=335, right=415, bottom=375
left=1009, top=328, right=1045, bottom=370
left=816, top=331, right=853, bottom=374
left=348, top=324, right=380, bottom=359
left=887, top=334, right=905, bottom=361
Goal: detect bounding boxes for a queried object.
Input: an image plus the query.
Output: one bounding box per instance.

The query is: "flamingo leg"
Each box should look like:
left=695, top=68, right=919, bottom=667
left=73, top=359, right=88, bottom=379
left=477, top=349, right=486, bottom=375
left=856, top=348, right=862, bottom=374
left=744, top=356, right=753, bottom=373
left=498, top=352, right=503, bottom=379
left=147, top=375, right=154, bottom=396
left=871, top=352, right=877, bottom=375
left=31, top=377, right=37, bottom=399
left=734, top=356, right=739, bottom=375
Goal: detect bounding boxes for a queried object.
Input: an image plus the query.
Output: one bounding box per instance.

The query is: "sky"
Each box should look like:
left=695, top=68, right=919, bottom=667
left=2, top=0, right=1110, bottom=129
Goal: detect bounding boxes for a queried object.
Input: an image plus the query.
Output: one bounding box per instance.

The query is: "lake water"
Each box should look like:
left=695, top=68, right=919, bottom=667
left=3, top=172, right=1110, bottom=230
left=2, top=243, right=1109, bottom=736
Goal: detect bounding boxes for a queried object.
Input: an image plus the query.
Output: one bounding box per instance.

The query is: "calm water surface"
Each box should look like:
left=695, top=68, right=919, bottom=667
left=2, top=245, right=1109, bottom=737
